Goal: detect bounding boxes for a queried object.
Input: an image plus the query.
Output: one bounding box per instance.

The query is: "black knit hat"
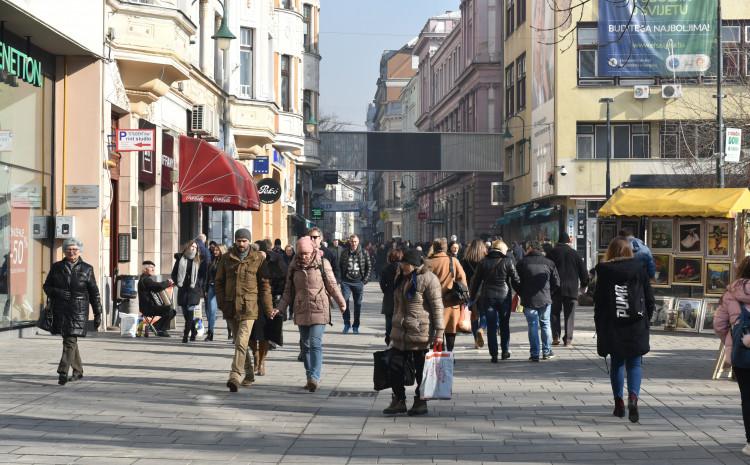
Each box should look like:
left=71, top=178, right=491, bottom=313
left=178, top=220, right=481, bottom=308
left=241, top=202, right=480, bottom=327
left=401, top=249, right=422, bottom=267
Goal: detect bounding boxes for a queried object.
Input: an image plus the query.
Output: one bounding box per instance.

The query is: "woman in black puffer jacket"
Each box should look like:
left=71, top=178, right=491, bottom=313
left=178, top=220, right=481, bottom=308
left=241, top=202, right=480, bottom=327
left=594, top=236, right=655, bottom=423
left=43, top=238, right=103, bottom=386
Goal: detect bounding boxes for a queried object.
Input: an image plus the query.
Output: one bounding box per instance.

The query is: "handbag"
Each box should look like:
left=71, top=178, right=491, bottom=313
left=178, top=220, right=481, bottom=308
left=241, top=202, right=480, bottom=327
left=448, top=257, right=470, bottom=304
left=419, top=342, right=454, bottom=400
left=457, top=305, right=472, bottom=333
left=36, top=298, right=54, bottom=333
left=732, top=303, right=750, bottom=369
left=373, top=348, right=416, bottom=391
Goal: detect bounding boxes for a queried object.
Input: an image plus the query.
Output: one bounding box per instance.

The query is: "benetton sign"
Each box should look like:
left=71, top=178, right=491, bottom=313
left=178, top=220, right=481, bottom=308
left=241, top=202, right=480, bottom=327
left=0, top=40, right=43, bottom=87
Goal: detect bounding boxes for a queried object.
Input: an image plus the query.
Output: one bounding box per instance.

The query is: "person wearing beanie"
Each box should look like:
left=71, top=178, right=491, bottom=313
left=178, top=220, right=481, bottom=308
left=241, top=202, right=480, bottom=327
left=382, top=247, right=444, bottom=416
left=215, top=228, right=275, bottom=392
left=547, top=231, right=589, bottom=347
left=276, top=236, right=346, bottom=392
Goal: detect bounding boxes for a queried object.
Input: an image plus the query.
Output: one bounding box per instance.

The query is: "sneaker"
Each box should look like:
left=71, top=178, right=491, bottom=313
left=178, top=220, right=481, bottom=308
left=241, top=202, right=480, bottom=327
left=501, top=352, right=511, bottom=360
left=528, top=356, right=540, bottom=362
left=352, top=327, right=359, bottom=334
left=563, top=342, right=573, bottom=347
left=542, top=352, right=556, bottom=360
left=240, top=377, right=254, bottom=387
left=476, top=329, right=485, bottom=348
left=68, top=372, right=83, bottom=382
left=742, top=444, right=750, bottom=456
left=343, top=324, right=351, bottom=334
left=628, top=393, right=639, bottom=423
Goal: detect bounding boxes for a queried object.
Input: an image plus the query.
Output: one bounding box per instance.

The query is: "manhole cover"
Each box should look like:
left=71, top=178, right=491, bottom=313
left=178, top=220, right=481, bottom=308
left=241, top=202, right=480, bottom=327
left=328, top=390, right=378, bottom=398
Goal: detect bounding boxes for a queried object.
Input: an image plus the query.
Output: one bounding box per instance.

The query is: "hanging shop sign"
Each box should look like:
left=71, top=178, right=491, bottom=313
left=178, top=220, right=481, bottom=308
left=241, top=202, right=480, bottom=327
left=257, top=178, right=282, bottom=204
left=725, top=128, right=742, bottom=163
left=253, top=157, right=269, bottom=174
left=598, top=0, right=716, bottom=77
left=115, top=129, right=156, bottom=152
left=0, top=40, right=43, bottom=87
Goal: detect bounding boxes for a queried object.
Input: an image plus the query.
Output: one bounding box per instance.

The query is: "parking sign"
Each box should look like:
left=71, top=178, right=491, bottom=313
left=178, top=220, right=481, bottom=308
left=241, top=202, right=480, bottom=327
left=115, top=129, right=156, bottom=152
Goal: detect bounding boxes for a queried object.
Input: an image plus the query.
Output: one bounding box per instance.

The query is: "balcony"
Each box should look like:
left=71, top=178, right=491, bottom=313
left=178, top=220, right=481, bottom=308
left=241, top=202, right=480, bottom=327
left=297, top=138, right=321, bottom=169
left=229, top=98, right=277, bottom=155
left=107, top=0, right=196, bottom=114
left=274, top=112, right=304, bottom=153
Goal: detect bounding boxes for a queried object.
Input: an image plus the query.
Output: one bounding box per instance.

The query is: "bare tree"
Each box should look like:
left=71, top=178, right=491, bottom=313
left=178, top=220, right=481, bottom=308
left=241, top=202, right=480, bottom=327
left=318, top=113, right=355, bottom=132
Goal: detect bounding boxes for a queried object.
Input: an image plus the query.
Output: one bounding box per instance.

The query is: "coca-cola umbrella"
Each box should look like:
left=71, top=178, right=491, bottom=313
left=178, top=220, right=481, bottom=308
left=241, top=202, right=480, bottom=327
left=178, top=136, right=260, bottom=211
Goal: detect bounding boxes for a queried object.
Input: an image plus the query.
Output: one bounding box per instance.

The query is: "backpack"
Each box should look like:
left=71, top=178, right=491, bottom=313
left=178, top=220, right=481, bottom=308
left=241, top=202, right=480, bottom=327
left=732, top=303, right=750, bottom=369
left=612, top=272, right=646, bottom=321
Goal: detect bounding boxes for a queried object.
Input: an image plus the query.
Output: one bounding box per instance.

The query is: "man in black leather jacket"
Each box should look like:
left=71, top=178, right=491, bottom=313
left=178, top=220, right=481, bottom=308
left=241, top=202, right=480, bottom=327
left=547, top=232, right=589, bottom=347
left=470, top=240, right=521, bottom=362
left=138, top=260, right=175, bottom=337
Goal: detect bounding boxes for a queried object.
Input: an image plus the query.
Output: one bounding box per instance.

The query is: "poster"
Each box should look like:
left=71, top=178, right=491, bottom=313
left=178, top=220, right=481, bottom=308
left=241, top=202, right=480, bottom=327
left=598, top=0, right=717, bottom=77
left=9, top=207, right=29, bottom=295
left=531, top=0, right=555, bottom=199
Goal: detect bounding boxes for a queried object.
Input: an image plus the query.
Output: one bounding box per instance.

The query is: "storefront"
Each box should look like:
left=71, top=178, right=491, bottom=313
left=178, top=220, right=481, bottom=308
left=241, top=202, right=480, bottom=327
left=598, top=188, right=750, bottom=336
left=0, top=31, right=55, bottom=330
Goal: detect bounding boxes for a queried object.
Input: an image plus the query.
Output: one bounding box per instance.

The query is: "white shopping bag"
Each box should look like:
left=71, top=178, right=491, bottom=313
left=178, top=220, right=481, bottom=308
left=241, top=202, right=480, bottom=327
left=118, top=312, right=138, bottom=338
left=419, top=345, right=454, bottom=400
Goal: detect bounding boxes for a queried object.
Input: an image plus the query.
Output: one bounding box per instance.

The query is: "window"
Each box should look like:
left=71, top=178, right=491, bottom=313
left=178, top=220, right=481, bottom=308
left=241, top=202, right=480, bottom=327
left=505, top=146, right=514, bottom=177
left=505, top=63, right=514, bottom=118
left=239, top=28, right=254, bottom=97
left=281, top=0, right=291, bottom=9
left=303, top=5, right=313, bottom=52
left=577, top=26, right=598, bottom=79
left=722, top=25, right=741, bottom=43
left=515, top=53, right=526, bottom=111
left=660, top=122, right=713, bottom=159
left=577, top=123, right=650, bottom=159
left=517, top=0, right=526, bottom=26
left=724, top=49, right=741, bottom=78
left=280, top=55, right=291, bottom=112
left=505, top=0, right=515, bottom=37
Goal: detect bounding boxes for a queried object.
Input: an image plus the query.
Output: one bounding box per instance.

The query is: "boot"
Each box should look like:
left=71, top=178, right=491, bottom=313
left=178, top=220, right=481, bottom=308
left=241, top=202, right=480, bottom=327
left=382, top=394, right=407, bottom=415
left=613, top=397, right=625, bottom=418
left=407, top=396, right=428, bottom=416
left=628, top=393, right=639, bottom=423
left=182, top=328, right=189, bottom=344
left=189, top=320, right=197, bottom=341
left=257, top=341, right=269, bottom=376
left=204, top=330, right=213, bottom=342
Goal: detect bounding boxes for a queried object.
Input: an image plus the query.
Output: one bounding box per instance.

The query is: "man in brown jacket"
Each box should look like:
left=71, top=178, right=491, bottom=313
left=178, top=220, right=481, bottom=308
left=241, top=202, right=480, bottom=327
left=215, top=228, right=276, bottom=392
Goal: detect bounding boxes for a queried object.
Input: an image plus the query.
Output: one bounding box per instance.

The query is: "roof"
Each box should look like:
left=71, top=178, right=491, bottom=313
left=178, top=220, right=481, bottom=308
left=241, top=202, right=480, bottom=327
left=598, top=188, right=750, bottom=219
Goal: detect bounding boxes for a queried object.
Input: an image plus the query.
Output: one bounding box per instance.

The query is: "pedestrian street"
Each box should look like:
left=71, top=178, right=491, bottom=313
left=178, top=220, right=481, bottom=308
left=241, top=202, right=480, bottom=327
left=1, top=284, right=748, bottom=465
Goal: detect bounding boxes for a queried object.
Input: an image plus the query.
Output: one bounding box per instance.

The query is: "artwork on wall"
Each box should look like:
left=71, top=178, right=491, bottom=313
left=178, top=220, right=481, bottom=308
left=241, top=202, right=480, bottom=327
left=672, top=256, right=703, bottom=286
left=652, top=254, right=671, bottom=287
left=649, top=219, right=674, bottom=251
left=598, top=220, right=617, bottom=250
left=675, top=298, right=703, bottom=332
left=706, top=220, right=731, bottom=258
left=705, top=261, right=731, bottom=295
left=678, top=221, right=703, bottom=253
left=700, top=299, right=720, bottom=334
left=651, top=297, right=674, bottom=329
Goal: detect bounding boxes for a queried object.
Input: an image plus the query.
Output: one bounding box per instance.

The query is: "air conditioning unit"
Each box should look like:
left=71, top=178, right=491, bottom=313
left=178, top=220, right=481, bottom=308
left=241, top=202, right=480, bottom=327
left=191, top=105, right=217, bottom=140
left=633, top=85, right=650, bottom=100
left=661, top=84, right=683, bottom=99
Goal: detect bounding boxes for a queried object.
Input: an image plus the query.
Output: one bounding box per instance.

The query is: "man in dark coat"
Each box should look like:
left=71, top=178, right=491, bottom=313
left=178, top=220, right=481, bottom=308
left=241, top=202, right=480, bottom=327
left=338, top=234, right=371, bottom=334
left=43, top=238, right=103, bottom=385
left=513, top=241, right=560, bottom=362
left=547, top=232, right=589, bottom=347
left=137, top=260, right=175, bottom=336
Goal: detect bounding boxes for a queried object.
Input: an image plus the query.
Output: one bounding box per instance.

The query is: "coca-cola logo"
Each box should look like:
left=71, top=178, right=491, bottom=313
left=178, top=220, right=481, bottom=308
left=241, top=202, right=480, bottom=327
left=257, top=178, right=282, bottom=204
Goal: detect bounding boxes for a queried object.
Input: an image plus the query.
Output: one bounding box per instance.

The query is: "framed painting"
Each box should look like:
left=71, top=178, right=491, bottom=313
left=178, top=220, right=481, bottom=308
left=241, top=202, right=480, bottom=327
left=652, top=254, right=671, bottom=288
left=706, top=220, right=731, bottom=258
left=672, top=256, right=703, bottom=286
left=649, top=219, right=674, bottom=252
left=705, top=261, right=731, bottom=295
left=678, top=221, right=703, bottom=254
left=651, top=296, right=674, bottom=329
left=700, top=299, right=720, bottom=334
left=675, top=298, right=703, bottom=332
left=598, top=220, right=617, bottom=250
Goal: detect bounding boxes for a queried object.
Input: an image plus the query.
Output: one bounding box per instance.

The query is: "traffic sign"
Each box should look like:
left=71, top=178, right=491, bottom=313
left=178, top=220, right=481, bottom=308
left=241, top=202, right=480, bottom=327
left=115, top=129, right=156, bottom=152
left=725, top=128, right=742, bottom=163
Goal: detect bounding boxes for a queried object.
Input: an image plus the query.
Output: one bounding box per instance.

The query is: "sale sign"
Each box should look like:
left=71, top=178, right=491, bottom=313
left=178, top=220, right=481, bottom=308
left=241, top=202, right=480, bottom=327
left=10, top=207, right=29, bottom=295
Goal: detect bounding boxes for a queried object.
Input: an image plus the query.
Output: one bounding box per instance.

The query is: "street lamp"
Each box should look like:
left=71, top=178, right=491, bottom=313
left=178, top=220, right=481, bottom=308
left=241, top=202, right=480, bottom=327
left=599, top=97, right=614, bottom=199
left=212, top=3, right=236, bottom=52
left=305, top=116, right=318, bottom=136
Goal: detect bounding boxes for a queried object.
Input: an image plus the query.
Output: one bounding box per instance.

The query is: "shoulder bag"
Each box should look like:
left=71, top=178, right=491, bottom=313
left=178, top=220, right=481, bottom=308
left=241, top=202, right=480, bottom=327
left=36, top=298, right=54, bottom=333
left=732, top=303, right=750, bottom=369
left=448, top=257, right=470, bottom=304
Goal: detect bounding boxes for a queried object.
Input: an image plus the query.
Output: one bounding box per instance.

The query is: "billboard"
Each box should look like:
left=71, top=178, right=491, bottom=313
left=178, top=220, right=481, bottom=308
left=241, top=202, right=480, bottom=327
left=598, top=0, right=717, bottom=77
left=531, top=0, right=556, bottom=199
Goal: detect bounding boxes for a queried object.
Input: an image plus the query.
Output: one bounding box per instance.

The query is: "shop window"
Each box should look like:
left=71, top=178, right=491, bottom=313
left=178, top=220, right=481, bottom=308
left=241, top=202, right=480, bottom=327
left=240, top=28, right=254, bottom=97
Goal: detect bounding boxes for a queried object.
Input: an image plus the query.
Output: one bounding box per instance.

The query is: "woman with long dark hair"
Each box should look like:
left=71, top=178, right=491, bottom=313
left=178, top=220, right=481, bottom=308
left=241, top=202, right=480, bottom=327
left=205, top=244, right=226, bottom=341
left=462, top=240, right=487, bottom=349
left=171, top=240, right=208, bottom=343
left=594, top=236, right=654, bottom=423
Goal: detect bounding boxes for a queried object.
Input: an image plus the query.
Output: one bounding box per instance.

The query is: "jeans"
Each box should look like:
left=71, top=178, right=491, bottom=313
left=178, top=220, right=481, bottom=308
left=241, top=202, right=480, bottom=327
left=734, top=366, right=750, bottom=442
left=58, top=336, right=83, bottom=375
left=524, top=304, right=552, bottom=358
left=206, top=285, right=218, bottom=332
left=610, top=355, right=643, bottom=399
left=485, top=295, right=512, bottom=357
left=552, top=295, right=577, bottom=344
left=341, top=280, right=364, bottom=328
left=299, top=324, right=326, bottom=382
left=470, top=307, right=487, bottom=339
left=391, top=348, right=427, bottom=401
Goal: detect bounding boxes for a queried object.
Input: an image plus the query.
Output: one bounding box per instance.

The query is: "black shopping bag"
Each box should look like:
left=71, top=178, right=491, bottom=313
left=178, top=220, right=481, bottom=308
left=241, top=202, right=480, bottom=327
left=36, top=299, right=54, bottom=333
left=374, top=349, right=390, bottom=390
left=265, top=314, right=284, bottom=347
left=373, top=349, right=415, bottom=391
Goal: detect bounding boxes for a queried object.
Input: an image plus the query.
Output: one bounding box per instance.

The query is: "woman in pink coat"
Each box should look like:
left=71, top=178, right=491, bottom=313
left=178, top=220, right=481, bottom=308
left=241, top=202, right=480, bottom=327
left=714, top=256, right=750, bottom=456
left=276, top=236, right=346, bottom=392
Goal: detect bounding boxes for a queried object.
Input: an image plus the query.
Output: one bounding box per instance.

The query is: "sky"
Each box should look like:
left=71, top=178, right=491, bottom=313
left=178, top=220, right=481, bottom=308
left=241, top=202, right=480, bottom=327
left=319, top=0, right=460, bottom=130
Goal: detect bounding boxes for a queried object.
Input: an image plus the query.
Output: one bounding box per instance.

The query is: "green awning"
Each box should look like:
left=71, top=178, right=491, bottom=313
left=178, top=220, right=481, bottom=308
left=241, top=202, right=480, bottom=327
left=528, top=207, right=555, bottom=218
left=495, top=205, right=527, bottom=225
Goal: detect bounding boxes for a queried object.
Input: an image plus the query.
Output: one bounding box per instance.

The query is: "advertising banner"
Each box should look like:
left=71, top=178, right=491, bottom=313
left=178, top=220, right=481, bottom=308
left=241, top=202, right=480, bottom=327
left=531, top=0, right=555, bottom=199
left=9, top=207, right=29, bottom=295
left=598, top=0, right=717, bottom=77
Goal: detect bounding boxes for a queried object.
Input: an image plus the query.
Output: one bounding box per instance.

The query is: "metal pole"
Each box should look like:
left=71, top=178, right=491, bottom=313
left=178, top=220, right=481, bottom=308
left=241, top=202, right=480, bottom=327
left=605, top=100, right=611, bottom=198
left=717, top=0, right=725, bottom=188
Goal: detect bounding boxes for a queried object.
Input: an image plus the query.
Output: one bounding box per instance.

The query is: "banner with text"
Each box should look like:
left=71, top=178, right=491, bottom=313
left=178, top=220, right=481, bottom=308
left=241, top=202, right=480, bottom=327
left=598, top=0, right=717, bottom=77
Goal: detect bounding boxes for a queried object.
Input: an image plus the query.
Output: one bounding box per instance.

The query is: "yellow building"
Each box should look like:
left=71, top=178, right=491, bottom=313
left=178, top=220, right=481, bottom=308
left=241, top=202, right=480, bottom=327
left=502, top=0, right=750, bottom=267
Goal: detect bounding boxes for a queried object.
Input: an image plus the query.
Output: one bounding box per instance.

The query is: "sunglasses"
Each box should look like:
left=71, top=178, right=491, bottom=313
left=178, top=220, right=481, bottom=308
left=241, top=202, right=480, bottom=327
left=310, top=235, right=321, bottom=239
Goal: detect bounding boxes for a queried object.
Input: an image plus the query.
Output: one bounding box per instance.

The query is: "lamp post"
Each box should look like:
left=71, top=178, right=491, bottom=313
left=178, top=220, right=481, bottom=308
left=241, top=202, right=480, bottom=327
left=599, top=97, right=614, bottom=198
left=716, top=0, right=725, bottom=188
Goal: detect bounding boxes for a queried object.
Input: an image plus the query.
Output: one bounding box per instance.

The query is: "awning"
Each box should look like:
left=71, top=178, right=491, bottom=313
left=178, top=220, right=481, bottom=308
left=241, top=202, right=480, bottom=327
left=528, top=207, right=555, bottom=218
left=495, top=205, right=527, bottom=225
left=599, top=188, right=750, bottom=219
left=179, top=136, right=260, bottom=211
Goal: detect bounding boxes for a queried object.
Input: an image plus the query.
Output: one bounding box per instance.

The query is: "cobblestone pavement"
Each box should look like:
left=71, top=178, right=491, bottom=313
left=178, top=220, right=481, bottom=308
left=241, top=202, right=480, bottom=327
left=1, top=284, right=749, bottom=464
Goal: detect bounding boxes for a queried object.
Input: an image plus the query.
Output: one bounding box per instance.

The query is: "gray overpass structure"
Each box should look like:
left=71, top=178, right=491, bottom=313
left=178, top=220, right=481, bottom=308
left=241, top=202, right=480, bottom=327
left=317, top=131, right=505, bottom=172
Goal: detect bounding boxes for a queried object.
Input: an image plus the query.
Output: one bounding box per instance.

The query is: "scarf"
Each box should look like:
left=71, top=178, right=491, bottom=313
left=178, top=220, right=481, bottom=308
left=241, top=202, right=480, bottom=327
left=405, top=271, right=418, bottom=300
left=177, top=256, right=198, bottom=288
left=296, top=252, right=315, bottom=269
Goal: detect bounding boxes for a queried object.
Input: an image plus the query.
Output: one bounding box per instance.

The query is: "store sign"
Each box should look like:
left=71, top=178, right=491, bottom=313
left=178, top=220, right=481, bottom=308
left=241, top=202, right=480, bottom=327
left=272, top=150, right=286, bottom=168
left=318, top=200, right=361, bottom=212
left=598, top=0, right=716, bottom=77
left=65, top=185, right=99, bottom=209
left=257, top=178, right=282, bottom=204
left=10, top=207, right=29, bottom=295
left=115, top=129, right=156, bottom=152
left=253, top=157, right=269, bottom=174
left=0, top=40, right=43, bottom=87
left=311, top=208, right=324, bottom=220
left=725, top=128, right=742, bottom=163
